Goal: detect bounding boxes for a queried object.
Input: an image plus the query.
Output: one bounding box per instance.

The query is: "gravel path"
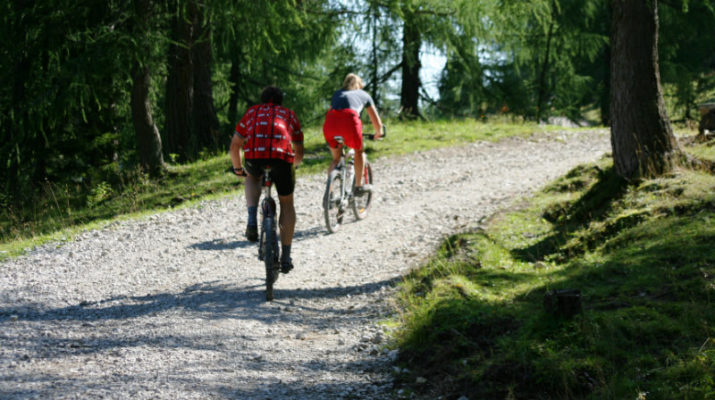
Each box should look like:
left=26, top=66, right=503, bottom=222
left=1, top=129, right=609, bottom=399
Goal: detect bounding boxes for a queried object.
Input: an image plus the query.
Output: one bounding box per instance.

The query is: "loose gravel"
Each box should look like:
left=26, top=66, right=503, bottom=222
left=1, top=129, right=609, bottom=399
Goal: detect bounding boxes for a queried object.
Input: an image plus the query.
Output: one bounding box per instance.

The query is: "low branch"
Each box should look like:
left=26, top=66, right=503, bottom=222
left=365, top=61, right=403, bottom=88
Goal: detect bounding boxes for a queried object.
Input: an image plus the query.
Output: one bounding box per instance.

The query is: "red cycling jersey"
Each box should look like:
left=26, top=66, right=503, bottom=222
left=235, top=103, right=303, bottom=163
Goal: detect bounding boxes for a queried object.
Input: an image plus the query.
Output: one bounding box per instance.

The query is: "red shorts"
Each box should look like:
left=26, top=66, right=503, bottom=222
left=323, top=109, right=363, bottom=150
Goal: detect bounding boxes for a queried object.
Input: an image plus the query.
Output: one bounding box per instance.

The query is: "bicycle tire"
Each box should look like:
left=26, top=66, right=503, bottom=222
left=323, top=169, right=345, bottom=233
left=352, top=161, right=373, bottom=220
left=262, top=216, right=280, bottom=301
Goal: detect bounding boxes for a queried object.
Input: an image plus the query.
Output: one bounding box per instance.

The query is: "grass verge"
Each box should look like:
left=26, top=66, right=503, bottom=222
left=392, top=139, right=714, bottom=399
left=0, top=119, right=558, bottom=260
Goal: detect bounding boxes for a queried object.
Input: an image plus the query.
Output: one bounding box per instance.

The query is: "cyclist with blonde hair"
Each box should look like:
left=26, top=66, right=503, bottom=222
left=322, top=73, right=383, bottom=196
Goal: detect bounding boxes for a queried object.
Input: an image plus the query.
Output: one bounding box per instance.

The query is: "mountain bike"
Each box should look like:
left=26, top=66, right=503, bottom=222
left=322, top=128, right=385, bottom=233
left=256, top=166, right=280, bottom=301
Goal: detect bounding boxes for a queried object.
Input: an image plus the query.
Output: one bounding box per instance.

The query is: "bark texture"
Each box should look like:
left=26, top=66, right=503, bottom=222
left=132, top=65, right=165, bottom=176
left=400, top=14, right=422, bottom=119
left=610, top=0, right=678, bottom=180
left=131, top=0, right=165, bottom=176
left=165, top=3, right=195, bottom=161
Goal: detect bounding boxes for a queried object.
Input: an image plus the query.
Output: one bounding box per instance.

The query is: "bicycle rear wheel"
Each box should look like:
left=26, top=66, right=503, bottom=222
left=352, top=161, right=373, bottom=220
left=323, top=169, right=345, bottom=233
left=262, top=217, right=280, bottom=301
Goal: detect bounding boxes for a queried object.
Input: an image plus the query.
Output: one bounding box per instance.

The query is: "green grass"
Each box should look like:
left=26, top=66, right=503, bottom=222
left=0, top=118, right=556, bottom=260
left=392, top=140, right=714, bottom=399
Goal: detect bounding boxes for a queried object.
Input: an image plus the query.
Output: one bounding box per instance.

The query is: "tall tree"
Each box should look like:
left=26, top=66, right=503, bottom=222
left=400, top=5, right=423, bottom=118
left=165, top=1, right=196, bottom=161
left=535, top=0, right=558, bottom=122
left=610, top=0, right=678, bottom=180
left=214, top=0, right=340, bottom=125
left=1, top=1, right=131, bottom=201
left=164, top=0, right=218, bottom=161
left=465, top=0, right=608, bottom=122
left=132, top=0, right=166, bottom=176
left=191, top=0, right=220, bottom=151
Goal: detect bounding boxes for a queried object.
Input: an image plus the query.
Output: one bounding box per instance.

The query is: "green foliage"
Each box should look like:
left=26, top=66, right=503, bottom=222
left=393, top=143, right=715, bottom=399
left=659, top=0, right=715, bottom=120
left=2, top=0, right=714, bottom=245
left=212, top=0, right=341, bottom=124
left=445, top=0, right=609, bottom=122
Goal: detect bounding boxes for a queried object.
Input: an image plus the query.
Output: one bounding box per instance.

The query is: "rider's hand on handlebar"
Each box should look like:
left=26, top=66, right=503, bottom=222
left=373, top=125, right=386, bottom=141
left=232, top=166, right=247, bottom=178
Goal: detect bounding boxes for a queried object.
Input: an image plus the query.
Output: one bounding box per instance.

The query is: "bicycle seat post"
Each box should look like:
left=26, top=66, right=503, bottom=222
left=262, top=166, right=272, bottom=189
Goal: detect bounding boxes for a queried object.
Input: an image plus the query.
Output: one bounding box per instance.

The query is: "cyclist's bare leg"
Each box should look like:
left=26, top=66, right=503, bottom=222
left=244, top=173, right=261, bottom=207
left=328, top=145, right=342, bottom=173
left=354, top=148, right=365, bottom=187
left=277, top=193, right=296, bottom=246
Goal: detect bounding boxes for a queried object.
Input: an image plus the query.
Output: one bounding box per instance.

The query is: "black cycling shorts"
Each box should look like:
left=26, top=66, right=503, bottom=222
left=244, top=159, right=295, bottom=196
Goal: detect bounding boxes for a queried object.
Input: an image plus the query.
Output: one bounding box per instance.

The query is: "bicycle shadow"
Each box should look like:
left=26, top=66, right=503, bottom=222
left=0, top=276, right=400, bottom=327
left=188, top=238, right=255, bottom=251
left=188, top=226, right=329, bottom=252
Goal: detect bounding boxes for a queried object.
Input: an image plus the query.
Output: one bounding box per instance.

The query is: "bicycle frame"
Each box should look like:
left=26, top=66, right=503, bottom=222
left=323, top=126, right=383, bottom=233
left=259, top=167, right=276, bottom=220
left=258, top=166, right=277, bottom=260
left=336, top=138, right=355, bottom=201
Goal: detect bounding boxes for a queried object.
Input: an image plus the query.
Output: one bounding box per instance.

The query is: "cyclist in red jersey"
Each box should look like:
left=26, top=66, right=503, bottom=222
left=323, top=73, right=383, bottom=196
left=230, top=86, right=304, bottom=272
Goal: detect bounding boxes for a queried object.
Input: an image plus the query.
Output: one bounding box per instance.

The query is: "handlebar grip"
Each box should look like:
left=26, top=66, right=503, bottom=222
left=365, top=125, right=386, bottom=141
left=228, top=166, right=247, bottom=177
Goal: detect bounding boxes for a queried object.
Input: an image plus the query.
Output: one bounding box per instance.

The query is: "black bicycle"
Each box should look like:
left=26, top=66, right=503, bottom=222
left=256, top=166, right=280, bottom=301
left=322, top=128, right=385, bottom=233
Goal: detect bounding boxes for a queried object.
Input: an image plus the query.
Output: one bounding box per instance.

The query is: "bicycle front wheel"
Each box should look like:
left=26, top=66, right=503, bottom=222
left=262, top=217, right=280, bottom=301
left=323, top=170, right=344, bottom=233
left=352, top=161, right=373, bottom=220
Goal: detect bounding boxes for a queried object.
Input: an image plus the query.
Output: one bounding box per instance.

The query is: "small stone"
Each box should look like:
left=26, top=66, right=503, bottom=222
left=387, top=349, right=399, bottom=361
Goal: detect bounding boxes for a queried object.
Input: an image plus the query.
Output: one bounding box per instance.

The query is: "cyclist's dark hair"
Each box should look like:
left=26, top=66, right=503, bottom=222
left=260, top=86, right=283, bottom=105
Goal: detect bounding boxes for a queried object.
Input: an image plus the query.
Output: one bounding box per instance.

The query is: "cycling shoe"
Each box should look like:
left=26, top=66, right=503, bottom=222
left=280, top=259, right=294, bottom=274
left=353, top=185, right=372, bottom=197
left=245, top=225, right=258, bottom=242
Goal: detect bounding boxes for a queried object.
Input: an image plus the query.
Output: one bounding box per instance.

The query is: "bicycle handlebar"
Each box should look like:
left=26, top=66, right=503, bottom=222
left=228, top=166, right=247, bottom=177
left=365, top=124, right=387, bottom=141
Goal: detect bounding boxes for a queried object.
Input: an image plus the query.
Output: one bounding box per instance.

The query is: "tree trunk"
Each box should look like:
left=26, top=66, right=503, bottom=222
left=165, top=3, right=195, bottom=161
left=191, top=0, right=219, bottom=151
left=536, top=2, right=556, bottom=122
left=610, top=0, right=678, bottom=180
left=400, top=13, right=422, bottom=119
left=132, top=65, right=166, bottom=176
left=131, top=0, right=165, bottom=176
left=369, top=1, right=379, bottom=106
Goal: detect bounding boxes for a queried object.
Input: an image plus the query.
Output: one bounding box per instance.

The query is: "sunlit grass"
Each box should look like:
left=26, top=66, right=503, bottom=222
left=391, top=140, right=714, bottom=399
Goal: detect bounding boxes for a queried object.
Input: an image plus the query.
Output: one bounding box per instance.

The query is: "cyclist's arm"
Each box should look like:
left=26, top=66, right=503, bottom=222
left=366, top=105, right=383, bottom=140
left=230, top=133, right=246, bottom=176
left=292, top=141, right=304, bottom=167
